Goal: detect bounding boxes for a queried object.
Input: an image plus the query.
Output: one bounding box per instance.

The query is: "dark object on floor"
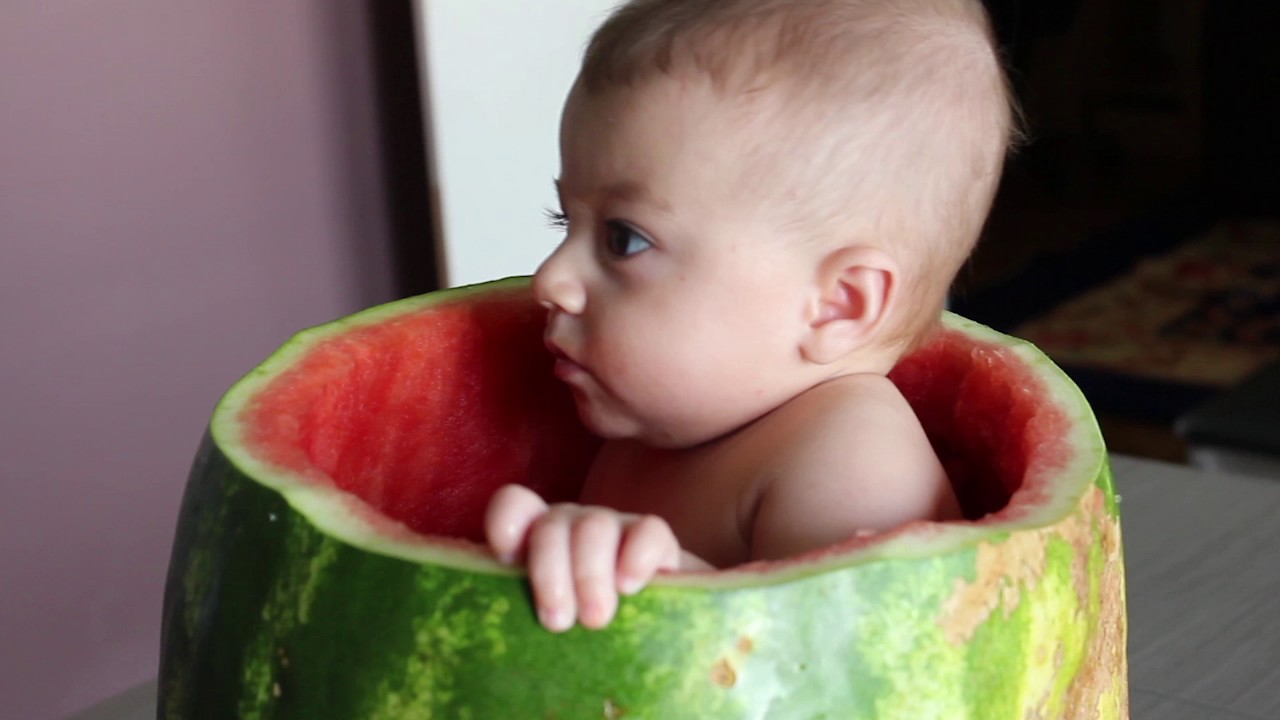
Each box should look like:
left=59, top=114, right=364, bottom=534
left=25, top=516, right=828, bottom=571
left=1176, top=361, right=1280, bottom=478
left=950, top=192, right=1221, bottom=424
left=953, top=188, right=1217, bottom=330
left=956, top=215, right=1280, bottom=424
left=1013, top=220, right=1280, bottom=387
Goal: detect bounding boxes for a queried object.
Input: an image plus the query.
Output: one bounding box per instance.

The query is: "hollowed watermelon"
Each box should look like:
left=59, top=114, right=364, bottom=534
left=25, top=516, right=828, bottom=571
left=160, top=278, right=1127, bottom=719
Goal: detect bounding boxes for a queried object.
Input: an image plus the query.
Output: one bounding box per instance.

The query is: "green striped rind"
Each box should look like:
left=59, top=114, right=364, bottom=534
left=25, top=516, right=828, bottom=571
left=160, top=278, right=1127, bottom=719
left=161, top=443, right=1122, bottom=718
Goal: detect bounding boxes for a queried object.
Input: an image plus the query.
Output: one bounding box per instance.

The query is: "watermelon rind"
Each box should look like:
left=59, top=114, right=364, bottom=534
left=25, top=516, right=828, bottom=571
left=160, top=277, right=1127, bottom=719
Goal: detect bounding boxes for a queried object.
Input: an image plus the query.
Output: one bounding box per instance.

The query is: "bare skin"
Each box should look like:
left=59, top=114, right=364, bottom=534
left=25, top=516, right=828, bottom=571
left=484, top=75, right=961, bottom=633
left=487, top=373, right=958, bottom=631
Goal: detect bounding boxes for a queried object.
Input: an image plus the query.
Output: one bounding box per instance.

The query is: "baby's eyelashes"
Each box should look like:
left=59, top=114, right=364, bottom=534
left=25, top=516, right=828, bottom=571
left=543, top=207, right=569, bottom=230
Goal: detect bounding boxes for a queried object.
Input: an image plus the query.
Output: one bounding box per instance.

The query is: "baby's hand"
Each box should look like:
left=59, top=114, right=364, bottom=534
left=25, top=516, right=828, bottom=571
left=484, top=484, right=681, bottom=632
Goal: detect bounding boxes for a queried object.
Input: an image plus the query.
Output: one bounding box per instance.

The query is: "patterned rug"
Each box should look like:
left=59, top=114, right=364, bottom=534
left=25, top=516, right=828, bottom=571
left=1014, top=219, right=1280, bottom=389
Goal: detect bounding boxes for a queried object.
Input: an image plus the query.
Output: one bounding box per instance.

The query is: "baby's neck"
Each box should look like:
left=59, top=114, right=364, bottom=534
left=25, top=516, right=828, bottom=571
left=812, top=341, right=904, bottom=384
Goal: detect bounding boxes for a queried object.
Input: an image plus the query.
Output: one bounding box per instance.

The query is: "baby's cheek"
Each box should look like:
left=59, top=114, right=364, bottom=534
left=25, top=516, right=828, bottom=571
left=601, top=334, right=663, bottom=385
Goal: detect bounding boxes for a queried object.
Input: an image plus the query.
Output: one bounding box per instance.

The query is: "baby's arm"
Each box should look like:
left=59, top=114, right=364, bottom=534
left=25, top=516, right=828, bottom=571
left=485, top=485, right=710, bottom=632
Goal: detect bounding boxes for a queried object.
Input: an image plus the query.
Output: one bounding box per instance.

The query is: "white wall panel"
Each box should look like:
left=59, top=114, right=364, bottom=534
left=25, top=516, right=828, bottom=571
left=417, top=0, right=618, bottom=287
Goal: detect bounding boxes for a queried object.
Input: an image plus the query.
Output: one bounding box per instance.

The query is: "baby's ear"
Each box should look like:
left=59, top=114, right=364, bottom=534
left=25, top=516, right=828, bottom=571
left=800, top=246, right=898, bottom=365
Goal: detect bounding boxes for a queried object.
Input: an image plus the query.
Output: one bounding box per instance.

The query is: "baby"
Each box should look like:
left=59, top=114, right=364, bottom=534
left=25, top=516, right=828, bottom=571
left=485, top=0, right=1018, bottom=632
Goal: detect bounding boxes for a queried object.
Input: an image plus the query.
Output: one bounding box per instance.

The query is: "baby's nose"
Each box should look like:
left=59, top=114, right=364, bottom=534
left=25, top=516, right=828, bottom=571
left=532, top=249, right=586, bottom=315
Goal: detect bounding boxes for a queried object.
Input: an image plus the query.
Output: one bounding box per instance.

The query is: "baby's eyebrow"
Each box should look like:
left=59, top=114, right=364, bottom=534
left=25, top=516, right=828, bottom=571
left=555, top=177, right=671, bottom=213
left=601, top=180, right=670, bottom=212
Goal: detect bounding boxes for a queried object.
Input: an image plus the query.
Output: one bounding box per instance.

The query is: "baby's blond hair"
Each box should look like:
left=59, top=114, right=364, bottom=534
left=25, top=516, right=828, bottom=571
left=579, top=0, right=1021, bottom=351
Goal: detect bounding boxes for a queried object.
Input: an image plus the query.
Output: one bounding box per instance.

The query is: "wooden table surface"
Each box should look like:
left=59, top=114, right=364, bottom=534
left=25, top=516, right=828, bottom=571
left=68, top=455, right=1280, bottom=720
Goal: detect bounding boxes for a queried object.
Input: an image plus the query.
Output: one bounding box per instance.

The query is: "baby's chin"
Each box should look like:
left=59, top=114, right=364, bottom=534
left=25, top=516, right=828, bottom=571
left=575, top=405, right=731, bottom=450
left=567, top=383, right=749, bottom=448
left=577, top=412, right=669, bottom=447
left=570, top=394, right=635, bottom=441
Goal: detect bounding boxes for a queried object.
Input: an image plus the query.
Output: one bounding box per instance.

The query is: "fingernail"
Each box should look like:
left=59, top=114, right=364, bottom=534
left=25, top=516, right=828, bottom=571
left=580, top=599, right=601, bottom=627
left=618, top=576, right=642, bottom=595
left=539, top=606, right=569, bottom=632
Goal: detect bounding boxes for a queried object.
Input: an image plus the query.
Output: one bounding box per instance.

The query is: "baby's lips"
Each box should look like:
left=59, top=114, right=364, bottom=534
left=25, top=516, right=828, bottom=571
left=544, top=337, right=566, bottom=359
left=544, top=337, right=590, bottom=378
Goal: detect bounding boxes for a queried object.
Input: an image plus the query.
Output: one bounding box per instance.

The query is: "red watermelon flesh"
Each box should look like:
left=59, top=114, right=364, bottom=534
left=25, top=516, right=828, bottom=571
left=243, top=290, right=599, bottom=542
left=240, top=285, right=1068, bottom=546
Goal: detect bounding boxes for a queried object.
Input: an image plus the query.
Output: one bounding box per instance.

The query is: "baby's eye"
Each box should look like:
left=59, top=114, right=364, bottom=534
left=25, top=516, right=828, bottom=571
left=603, top=220, right=653, bottom=258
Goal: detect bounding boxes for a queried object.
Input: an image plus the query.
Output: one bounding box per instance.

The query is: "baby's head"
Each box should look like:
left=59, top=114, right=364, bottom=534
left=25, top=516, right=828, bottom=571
left=577, top=0, right=1018, bottom=346
left=536, top=0, right=1018, bottom=446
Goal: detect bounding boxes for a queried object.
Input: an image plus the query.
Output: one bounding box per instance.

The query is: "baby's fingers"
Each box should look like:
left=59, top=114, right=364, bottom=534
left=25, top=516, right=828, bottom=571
left=527, top=510, right=576, bottom=632
left=616, top=516, right=681, bottom=596
left=484, top=484, right=547, bottom=564
left=571, top=512, right=623, bottom=629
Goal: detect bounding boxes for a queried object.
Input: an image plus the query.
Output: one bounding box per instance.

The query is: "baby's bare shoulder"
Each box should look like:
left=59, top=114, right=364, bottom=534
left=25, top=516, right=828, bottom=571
left=745, top=374, right=957, bottom=560
left=816, top=384, right=932, bottom=474
left=762, top=374, right=933, bottom=464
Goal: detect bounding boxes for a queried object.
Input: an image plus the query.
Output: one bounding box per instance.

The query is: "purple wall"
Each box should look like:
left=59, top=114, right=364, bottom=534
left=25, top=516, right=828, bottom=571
left=1, top=2, right=397, bottom=717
